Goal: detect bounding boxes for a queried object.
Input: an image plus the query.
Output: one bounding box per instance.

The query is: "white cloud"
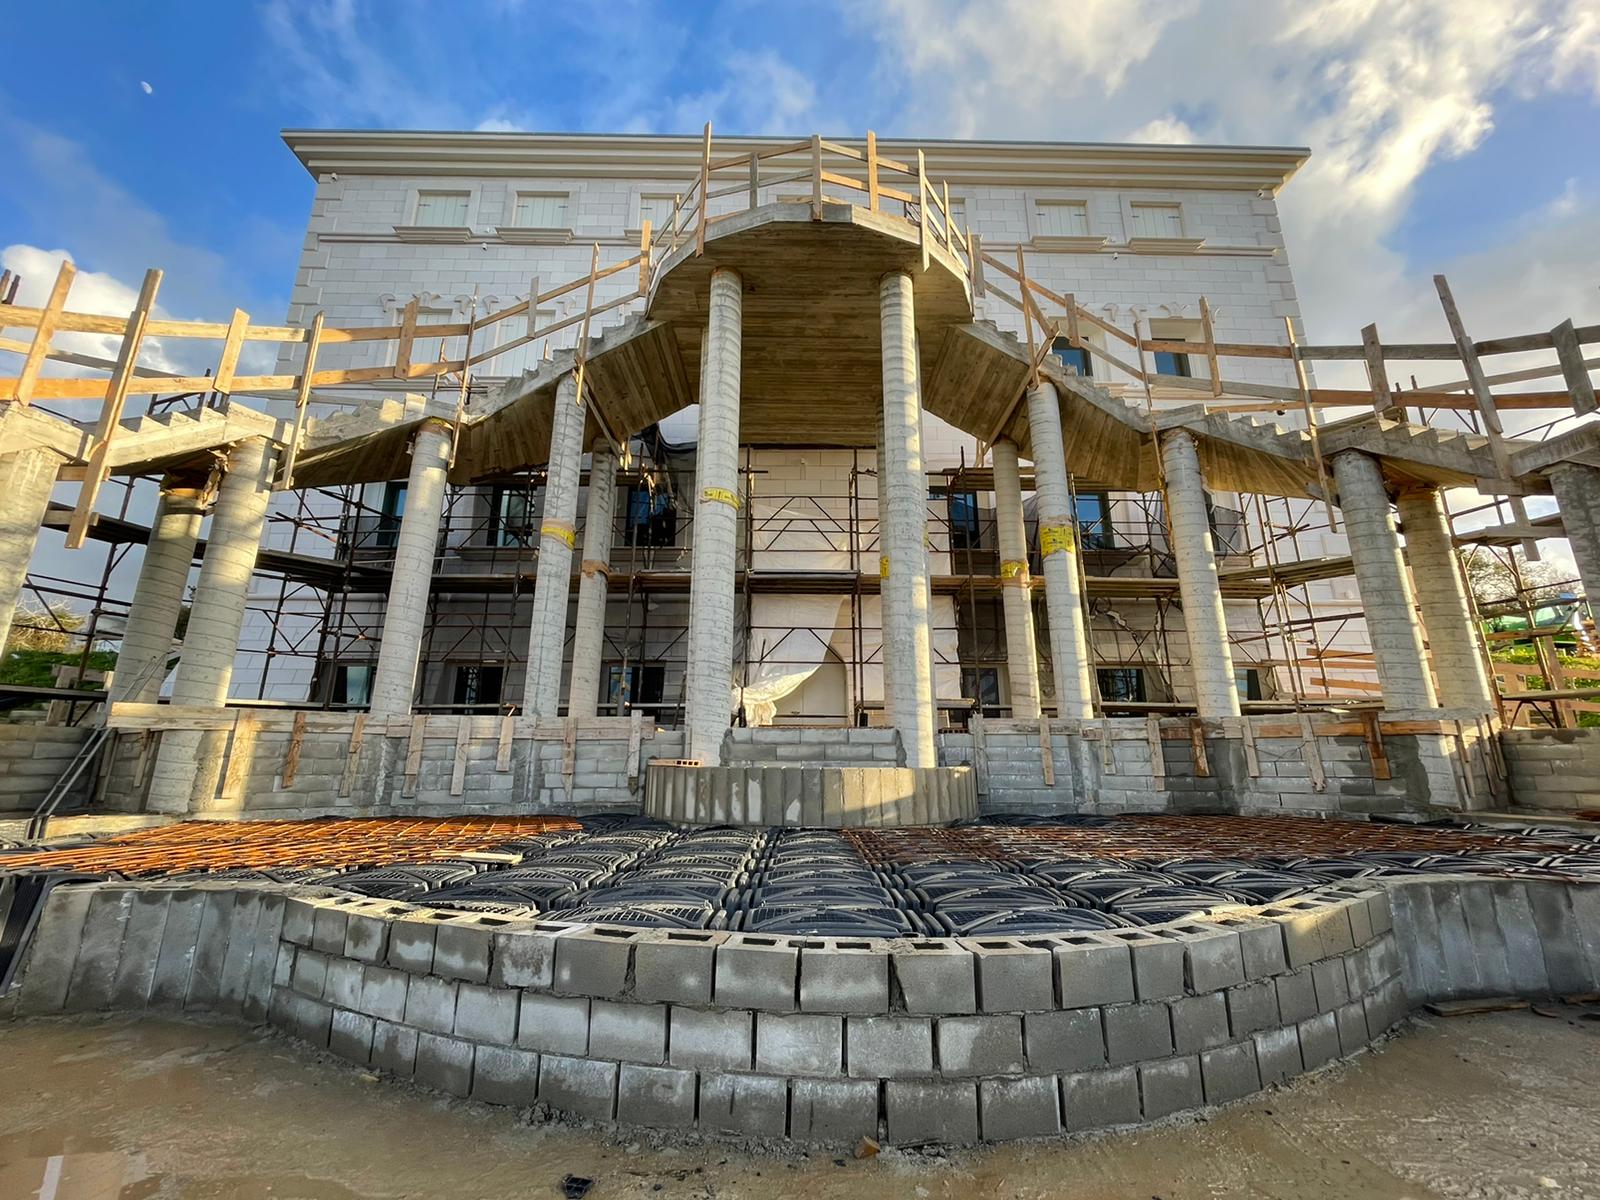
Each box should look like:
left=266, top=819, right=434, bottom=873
left=1125, top=116, right=1199, bottom=144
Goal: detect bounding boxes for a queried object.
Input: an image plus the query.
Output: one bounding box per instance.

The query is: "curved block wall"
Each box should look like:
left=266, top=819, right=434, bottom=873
left=8, top=874, right=1596, bottom=1143
left=643, top=763, right=978, bottom=827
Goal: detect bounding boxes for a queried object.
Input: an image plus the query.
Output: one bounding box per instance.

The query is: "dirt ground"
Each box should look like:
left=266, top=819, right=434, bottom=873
left=0, top=1008, right=1596, bottom=1200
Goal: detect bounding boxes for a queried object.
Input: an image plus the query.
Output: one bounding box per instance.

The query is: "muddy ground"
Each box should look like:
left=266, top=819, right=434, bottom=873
left=0, top=1007, right=1596, bottom=1199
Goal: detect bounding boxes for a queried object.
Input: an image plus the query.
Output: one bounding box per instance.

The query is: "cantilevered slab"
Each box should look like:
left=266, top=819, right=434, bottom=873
left=1315, top=412, right=1540, bottom=494
left=648, top=201, right=972, bottom=445
left=1509, top=421, right=1600, bottom=477
left=290, top=394, right=455, bottom=488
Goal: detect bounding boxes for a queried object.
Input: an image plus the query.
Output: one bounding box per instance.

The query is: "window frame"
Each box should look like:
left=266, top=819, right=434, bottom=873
left=408, top=187, right=475, bottom=228
left=509, top=190, right=572, bottom=232
left=1096, top=665, right=1148, bottom=704
left=1117, top=192, right=1192, bottom=243
left=1025, top=191, right=1102, bottom=245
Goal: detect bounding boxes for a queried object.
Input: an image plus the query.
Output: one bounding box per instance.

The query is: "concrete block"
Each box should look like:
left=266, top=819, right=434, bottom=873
left=402, top=974, right=459, bottom=1036
left=698, top=1072, right=789, bottom=1137
left=979, top=1075, right=1060, bottom=1140
left=330, top=1008, right=375, bottom=1064
left=1297, top=1011, right=1340, bottom=1069
left=415, top=1032, right=475, bottom=1097
left=358, top=965, right=409, bottom=1022
left=715, top=936, right=799, bottom=1011
left=270, top=987, right=333, bottom=1048
left=1252, top=1025, right=1302, bottom=1086
left=800, top=941, right=889, bottom=1013
left=454, top=982, right=518, bottom=1043
left=1102, top=1003, right=1173, bottom=1065
left=1061, top=1066, right=1142, bottom=1132
left=343, top=909, right=391, bottom=964
left=617, top=1063, right=697, bottom=1128
left=431, top=918, right=496, bottom=983
left=280, top=896, right=318, bottom=947
left=1311, top=957, right=1352, bottom=1012
left=789, top=1078, right=879, bottom=1142
left=1108, top=931, right=1185, bottom=1000
left=936, top=1015, right=1026, bottom=1076
left=371, top=1020, right=419, bottom=1077
left=321, top=955, right=365, bottom=1011
left=244, top=893, right=288, bottom=1021
left=633, top=930, right=723, bottom=1004
left=472, top=1045, right=541, bottom=1106
left=311, top=904, right=350, bottom=956
left=1525, top=883, right=1592, bottom=995
left=109, top=889, right=173, bottom=1009
left=845, top=1015, right=934, bottom=1078
left=68, top=888, right=133, bottom=1011
left=147, top=890, right=206, bottom=1010
left=1275, top=901, right=1355, bottom=968
left=1139, top=1055, right=1203, bottom=1119
left=1053, top=934, right=1135, bottom=1009
left=1224, top=979, right=1280, bottom=1037
left=1487, top=882, right=1550, bottom=997
left=489, top=922, right=574, bottom=989
left=385, top=916, right=437, bottom=974
left=893, top=941, right=976, bottom=1015
left=755, top=1012, right=843, bottom=1076
left=1200, top=1041, right=1260, bottom=1104
left=1173, top=923, right=1246, bottom=992
left=884, top=1080, right=980, bottom=1145
left=538, top=1054, right=619, bottom=1122
left=517, top=992, right=591, bottom=1055
left=554, top=926, right=636, bottom=997
left=1334, top=1000, right=1370, bottom=1055
left=1275, top=968, right=1318, bottom=1024
left=588, top=1000, right=667, bottom=1064
left=960, top=938, right=1055, bottom=1012
left=670, top=1007, right=753, bottom=1072
left=1022, top=1008, right=1105, bottom=1073
left=1170, top=992, right=1230, bottom=1053
left=290, top=948, right=330, bottom=1000
left=15, top=884, right=95, bottom=1016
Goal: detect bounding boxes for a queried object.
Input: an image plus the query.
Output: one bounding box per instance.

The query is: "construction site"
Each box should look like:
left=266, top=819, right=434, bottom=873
left=2, top=126, right=1599, bottom=1151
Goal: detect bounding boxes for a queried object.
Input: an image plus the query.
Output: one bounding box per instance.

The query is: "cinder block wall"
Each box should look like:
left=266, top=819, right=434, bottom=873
left=1500, top=728, right=1600, bottom=812
left=0, top=723, right=94, bottom=813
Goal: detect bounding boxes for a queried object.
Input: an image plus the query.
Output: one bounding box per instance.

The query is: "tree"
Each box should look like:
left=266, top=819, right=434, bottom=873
left=1463, top=549, right=1576, bottom=615
left=5, top=602, right=86, bottom=654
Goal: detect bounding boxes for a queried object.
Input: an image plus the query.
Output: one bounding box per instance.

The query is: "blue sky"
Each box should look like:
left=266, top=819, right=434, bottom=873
left=1, top=0, right=1597, bottom=353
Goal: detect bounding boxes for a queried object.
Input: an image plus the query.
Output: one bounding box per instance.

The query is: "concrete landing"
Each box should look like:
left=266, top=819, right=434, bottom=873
left=643, top=761, right=977, bottom=827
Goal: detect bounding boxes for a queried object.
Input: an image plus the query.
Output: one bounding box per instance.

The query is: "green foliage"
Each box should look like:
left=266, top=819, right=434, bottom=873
left=0, top=648, right=118, bottom=690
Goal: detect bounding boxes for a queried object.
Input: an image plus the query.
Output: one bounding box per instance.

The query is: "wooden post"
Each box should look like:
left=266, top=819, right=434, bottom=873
left=1298, top=713, right=1327, bottom=792
left=1361, top=323, right=1391, bottom=413
left=1037, top=715, right=1055, bottom=786
left=212, top=309, right=250, bottom=395
left=403, top=714, right=426, bottom=797
left=748, top=152, right=760, bottom=210
left=917, top=149, right=929, bottom=271
left=1065, top=292, right=1081, bottom=349
left=282, top=711, right=307, bottom=787
left=1285, top=316, right=1337, bottom=533
left=696, top=121, right=711, bottom=257
left=395, top=297, right=419, bottom=380
left=497, top=712, right=515, bottom=772
left=571, top=242, right=601, bottom=405
left=970, top=233, right=985, bottom=297
left=1017, top=247, right=1038, bottom=386
left=1199, top=296, right=1221, bottom=398
left=339, top=713, right=367, bottom=797
left=865, top=130, right=880, bottom=212
left=1551, top=318, right=1597, bottom=414
left=1146, top=717, right=1165, bottom=780
left=450, top=715, right=471, bottom=796
left=67, top=268, right=162, bottom=549
left=9, top=259, right=75, bottom=405
left=280, top=311, right=325, bottom=490
left=811, top=134, right=823, bottom=219
left=638, top=219, right=653, bottom=293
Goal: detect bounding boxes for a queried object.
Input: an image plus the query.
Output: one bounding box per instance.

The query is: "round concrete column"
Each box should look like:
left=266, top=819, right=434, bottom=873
left=368, top=418, right=452, bottom=720
left=1160, top=430, right=1242, bottom=718
left=1025, top=382, right=1094, bottom=718
left=0, top=448, right=62, bottom=656
left=522, top=373, right=586, bottom=723
left=111, top=481, right=206, bottom=704
left=567, top=444, right=618, bottom=719
left=878, top=271, right=936, bottom=768
left=685, top=267, right=744, bottom=762
left=991, top=438, right=1041, bottom=719
left=1397, top=486, right=1494, bottom=713
left=1331, top=449, right=1437, bottom=710
left=1549, top=462, right=1600, bottom=613
left=147, top=437, right=277, bottom=813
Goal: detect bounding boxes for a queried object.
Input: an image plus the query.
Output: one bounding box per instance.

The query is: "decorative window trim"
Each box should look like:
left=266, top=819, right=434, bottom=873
left=1117, top=193, right=1205, bottom=252
left=497, top=188, right=574, bottom=243
left=1025, top=192, right=1100, bottom=247
left=396, top=184, right=480, bottom=241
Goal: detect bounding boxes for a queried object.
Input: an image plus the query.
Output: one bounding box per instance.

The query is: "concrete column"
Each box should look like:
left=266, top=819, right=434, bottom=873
left=111, top=480, right=206, bottom=703
left=522, top=374, right=586, bottom=722
left=1549, top=462, right=1600, bottom=611
left=685, top=267, right=743, bottom=762
left=566, top=443, right=618, bottom=719
left=0, top=448, right=61, bottom=656
left=991, top=438, right=1041, bottom=719
left=1331, top=449, right=1437, bottom=709
left=1397, top=487, right=1494, bottom=712
left=367, top=418, right=452, bottom=719
left=1025, top=382, right=1094, bottom=717
left=147, top=437, right=277, bottom=813
left=878, top=271, right=936, bottom=767
left=1160, top=430, right=1241, bottom=718
left=873, top=412, right=897, bottom=728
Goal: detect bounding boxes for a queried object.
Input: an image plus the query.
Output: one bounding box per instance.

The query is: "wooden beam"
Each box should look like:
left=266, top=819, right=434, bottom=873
left=917, top=150, right=930, bottom=271
left=1360, top=324, right=1392, bottom=412
left=1198, top=296, right=1221, bottom=398
left=637, top=220, right=652, bottom=293
left=66, top=268, right=161, bottom=549
left=811, top=134, right=823, bottom=220
left=1551, top=318, right=1598, bottom=415
left=395, top=297, right=419, bottom=379
left=1286, top=316, right=1338, bottom=533
left=570, top=242, right=601, bottom=405
left=865, top=130, right=880, bottom=212
left=211, top=308, right=250, bottom=395
left=279, top=310, right=325, bottom=490
left=696, top=122, right=711, bottom=257
left=8, top=259, right=75, bottom=405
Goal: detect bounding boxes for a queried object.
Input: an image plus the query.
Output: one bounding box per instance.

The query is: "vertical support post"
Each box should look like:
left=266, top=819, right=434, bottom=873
left=1396, top=486, right=1495, bottom=713
left=1330, top=449, right=1437, bottom=710
left=865, top=130, right=880, bottom=212
left=748, top=153, right=759, bottom=210
left=878, top=270, right=937, bottom=767
left=0, top=448, right=65, bottom=655
left=146, top=438, right=278, bottom=813
left=9, top=259, right=75, bottom=404
left=811, top=134, right=823, bottom=219
left=685, top=267, right=743, bottom=763
left=1160, top=430, right=1242, bottom=718
left=1549, top=462, right=1600, bottom=616
left=991, top=438, right=1041, bottom=719
left=567, top=443, right=618, bottom=719
left=368, top=418, right=453, bottom=719
left=111, top=479, right=207, bottom=703
left=696, top=121, right=711, bottom=257
left=522, top=374, right=586, bottom=723
left=1026, top=381, right=1094, bottom=718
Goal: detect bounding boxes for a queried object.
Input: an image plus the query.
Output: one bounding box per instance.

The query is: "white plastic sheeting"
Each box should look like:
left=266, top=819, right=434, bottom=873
left=738, top=594, right=847, bottom=725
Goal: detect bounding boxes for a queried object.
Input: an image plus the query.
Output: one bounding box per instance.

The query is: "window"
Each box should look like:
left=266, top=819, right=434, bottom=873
left=624, top=485, right=676, bottom=548
left=1035, top=200, right=1090, bottom=238
left=1236, top=668, right=1263, bottom=703
left=488, top=485, right=536, bottom=547
left=1153, top=348, right=1192, bottom=378
left=375, top=481, right=407, bottom=549
left=947, top=491, right=981, bottom=550
left=1129, top=202, right=1183, bottom=238
left=1050, top=337, right=1092, bottom=378
left=414, top=190, right=470, bottom=226
left=512, top=192, right=569, bottom=229
left=1097, top=667, right=1147, bottom=704
left=639, top=194, right=678, bottom=232
left=1074, top=491, right=1114, bottom=551
left=606, top=663, right=666, bottom=710
left=322, top=663, right=372, bottom=707
left=961, top=666, right=1002, bottom=718
left=452, top=664, right=504, bottom=711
